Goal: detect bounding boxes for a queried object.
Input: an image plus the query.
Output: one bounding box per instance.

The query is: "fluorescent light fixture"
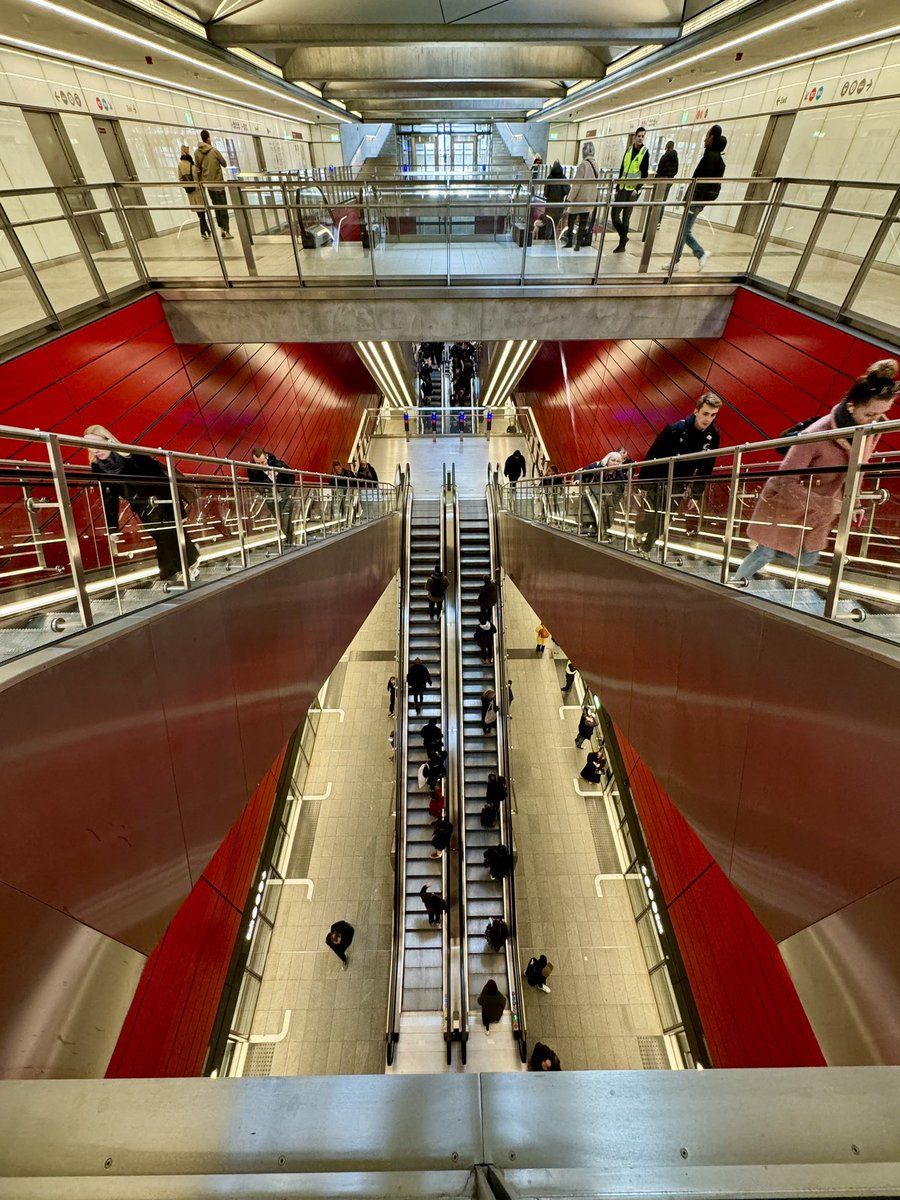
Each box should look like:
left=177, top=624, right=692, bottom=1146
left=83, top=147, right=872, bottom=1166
left=682, top=0, right=760, bottom=36
left=19, top=0, right=351, bottom=122
left=0, top=37, right=326, bottom=127
left=573, top=22, right=900, bottom=125
left=541, top=0, right=854, bottom=119
left=228, top=47, right=286, bottom=81
left=357, top=342, right=409, bottom=408
left=120, top=0, right=207, bottom=38
left=483, top=340, right=538, bottom=409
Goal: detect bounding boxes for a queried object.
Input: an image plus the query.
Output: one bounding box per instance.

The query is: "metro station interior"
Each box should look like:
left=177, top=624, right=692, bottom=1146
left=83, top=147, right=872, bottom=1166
left=1, top=0, right=900, bottom=1195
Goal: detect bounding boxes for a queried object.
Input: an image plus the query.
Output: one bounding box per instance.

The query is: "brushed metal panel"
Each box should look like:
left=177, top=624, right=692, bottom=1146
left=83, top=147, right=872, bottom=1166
left=147, top=595, right=249, bottom=887
left=0, top=884, right=145, bottom=1080
left=0, top=624, right=192, bottom=951
left=780, top=875, right=900, bottom=1065
left=735, top=618, right=900, bottom=942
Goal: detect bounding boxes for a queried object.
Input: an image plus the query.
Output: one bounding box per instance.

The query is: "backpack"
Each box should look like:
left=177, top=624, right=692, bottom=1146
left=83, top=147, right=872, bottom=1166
left=776, top=416, right=819, bottom=455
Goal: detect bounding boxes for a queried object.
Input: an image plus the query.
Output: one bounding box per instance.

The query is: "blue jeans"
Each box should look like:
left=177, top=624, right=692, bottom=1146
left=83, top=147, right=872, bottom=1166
left=676, top=205, right=705, bottom=263
left=732, top=545, right=820, bottom=583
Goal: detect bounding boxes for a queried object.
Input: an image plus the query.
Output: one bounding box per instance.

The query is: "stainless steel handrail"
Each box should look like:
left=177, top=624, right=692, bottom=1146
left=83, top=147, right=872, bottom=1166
left=448, top=479, right=469, bottom=1064
left=439, top=472, right=453, bottom=1060
left=486, top=472, right=528, bottom=1063
left=385, top=472, right=412, bottom=1066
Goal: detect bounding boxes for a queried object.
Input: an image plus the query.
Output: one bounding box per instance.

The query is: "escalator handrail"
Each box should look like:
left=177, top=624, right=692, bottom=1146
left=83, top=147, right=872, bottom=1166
left=487, top=475, right=528, bottom=1060
left=384, top=473, right=413, bottom=1061
left=439, top=477, right=452, bottom=1049
left=450, top=484, right=470, bottom=1055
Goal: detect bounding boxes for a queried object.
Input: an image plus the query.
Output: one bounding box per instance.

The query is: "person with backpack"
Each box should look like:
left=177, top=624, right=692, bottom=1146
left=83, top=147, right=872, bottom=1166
left=194, top=129, right=234, bottom=239
left=177, top=145, right=210, bottom=239
left=561, top=142, right=600, bottom=251
left=424, top=562, right=449, bottom=620
left=610, top=127, right=649, bottom=254
left=674, top=124, right=727, bottom=271
left=324, top=919, right=354, bottom=970
left=729, top=361, right=898, bottom=587
left=524, top=953, right=553, bottom=993
left=535, top=621, right=551, bottom=654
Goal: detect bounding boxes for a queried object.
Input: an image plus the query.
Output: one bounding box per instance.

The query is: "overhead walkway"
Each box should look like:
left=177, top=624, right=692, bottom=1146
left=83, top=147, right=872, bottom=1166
left=494, top=421, right=900, bottom=1065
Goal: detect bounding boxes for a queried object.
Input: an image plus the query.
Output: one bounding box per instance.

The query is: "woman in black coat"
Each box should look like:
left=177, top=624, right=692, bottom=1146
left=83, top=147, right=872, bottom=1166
left=529, top=1041, right=562, bottom=1071
left=86, top=424, right=199, bottom=581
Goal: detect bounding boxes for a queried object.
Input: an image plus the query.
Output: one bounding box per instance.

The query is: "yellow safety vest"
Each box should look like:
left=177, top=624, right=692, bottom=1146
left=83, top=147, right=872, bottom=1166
left=620, top=145, right=647, bottom=192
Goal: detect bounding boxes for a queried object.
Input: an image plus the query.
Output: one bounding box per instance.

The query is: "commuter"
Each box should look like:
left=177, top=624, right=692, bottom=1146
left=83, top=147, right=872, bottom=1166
left=421, top=716, right=443, bottom=753
left=529, top=1042, right=562, bottom=1070
left=425, top=562, right=449, bottom=620
left=506, top=678, right=515, bottom=714
left=85, top=424, right=200, bottom=582
left=561, top=141, right=599, bottom=251
left=430, top=815, right=453, bottom=859
left=355, top=459, right=378, bottom=482
left=647, top=140, right=679, bottom=234
left=428, top=786, right=445, bottom=822
left=325, top=919, right=354, bottom=970
left=194, top=129, right=234, bottom=239
left=561, top=660, right=577, bottom=694
left=477, top=574, right=499, bottom=620
left=481, top=688, right=498, bottom=734
left=539, top=462, right=561, bottom=520
left=580, top=750, right=606, bottom=783
left=575, top=706, right=599, bottom=749
left=636, top=392, right=723, bottom=556
left=485, top=917, right=510, bottom=952
left=674, top=124, right=727, bottom=271
left=484, top=843, right=512, bottom=880
left=610, top=127, right=649, bottom=253
left=387, top=675, right=397, bottom=717
left=388, top=728, right=395, bottom=760
left=595, top=450, right=628, bottom=541
left=542, top=160, right=569, bottom=238
left=424, top=757, right=445, bottom=794
left=504, top=449, right=528, bottom=488
left=535, top=622, right=551, bottom=654
left=730, top=362, right=898, bottom=586
left=330, top=459, right=352, bottom=522
left=474, top=616, right=497, bottom=665
left=524, top=953, right=553, bottom=993
left=477, top=979, right=507, bottom=1034
left=407, top=656, right=432, bottom=714
left=247, top=448, right=296, bottom=545
left=177, top=145, right=210, bottom=239
left=530, top=152, right=543, bottom=180
left=419, top=884, right=447, bottom=926
left=486, top=773, right=508, bottom=807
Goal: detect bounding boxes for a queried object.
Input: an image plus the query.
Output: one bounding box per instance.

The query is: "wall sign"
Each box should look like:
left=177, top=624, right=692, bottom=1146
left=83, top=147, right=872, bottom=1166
left=94, top=95, right=113, bottom=112
left=52, top=88, right=84, bottom=109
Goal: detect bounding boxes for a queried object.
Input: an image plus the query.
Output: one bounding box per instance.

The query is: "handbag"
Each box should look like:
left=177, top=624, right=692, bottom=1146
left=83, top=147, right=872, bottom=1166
left=484, top=703, right=497, bottom=725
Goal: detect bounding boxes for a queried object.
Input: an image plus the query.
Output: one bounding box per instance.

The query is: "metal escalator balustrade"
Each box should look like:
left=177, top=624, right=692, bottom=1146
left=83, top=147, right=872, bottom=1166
left=502, top=418, right=900, bottom=646
left=0, top=425, right=399, bottom=666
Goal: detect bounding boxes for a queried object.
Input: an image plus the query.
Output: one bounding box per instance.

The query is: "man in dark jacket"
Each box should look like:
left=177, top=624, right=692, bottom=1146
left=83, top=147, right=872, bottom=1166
left=636, top=392, right=723, bottom=554
left=419, top=884, right=447, bottom=926
left=325, top=919, right=354, bottom=969
left=675, top=124, right=727, bottom=270
left=407, top=657, right=432, bottom=713
left=425, top=562, right=449, bottom=620
left=611, top=127, right=649, bottom=253
left=477, top=574, right=499, bottom=620
left=503, top=449, right=527, bottom=487
left=355, top=459, right=378, bottom=482
left=483, top=843, right=512, bottom=880
left=248, top=448, right=296, bottom=545
left=649, top=140, right=679, bottom=234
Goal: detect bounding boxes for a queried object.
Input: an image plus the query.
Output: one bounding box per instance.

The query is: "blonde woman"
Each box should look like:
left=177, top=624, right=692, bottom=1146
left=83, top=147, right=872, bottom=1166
left=85, top=424, right=199, bottom=581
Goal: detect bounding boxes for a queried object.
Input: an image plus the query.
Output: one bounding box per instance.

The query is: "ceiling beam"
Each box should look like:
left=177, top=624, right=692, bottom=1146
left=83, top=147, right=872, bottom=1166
left=208, top=22, right=681, bottom=47
left=283, top=44, right=605, bottom=82
left=324, top=81, right=566, bottom=100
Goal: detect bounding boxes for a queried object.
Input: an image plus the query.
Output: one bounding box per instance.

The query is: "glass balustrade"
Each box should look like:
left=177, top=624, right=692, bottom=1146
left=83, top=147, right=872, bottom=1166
left=501, top=419, right=900, bottom=647
left=0, top=428, right=399, bottom=666
left=1, top=174, right=898, bottom=346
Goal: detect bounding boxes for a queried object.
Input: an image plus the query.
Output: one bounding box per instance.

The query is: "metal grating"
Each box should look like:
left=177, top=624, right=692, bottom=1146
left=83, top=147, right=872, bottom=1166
left=638, top=1035, right=670, bottom=1070
left=244, top=1043, right=275, bottom=1077
left=583, top=794, right=619, bottom=874
left=286, top=794, right=323, bottom=879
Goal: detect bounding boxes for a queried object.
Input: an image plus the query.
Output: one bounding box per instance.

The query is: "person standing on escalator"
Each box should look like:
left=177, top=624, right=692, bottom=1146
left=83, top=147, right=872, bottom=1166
left=247, top=448, right=296, bottom=546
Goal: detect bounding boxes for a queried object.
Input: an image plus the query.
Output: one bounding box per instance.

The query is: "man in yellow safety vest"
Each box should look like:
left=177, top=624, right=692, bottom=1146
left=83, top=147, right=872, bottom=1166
left=610, top=127, right=649, bottom=254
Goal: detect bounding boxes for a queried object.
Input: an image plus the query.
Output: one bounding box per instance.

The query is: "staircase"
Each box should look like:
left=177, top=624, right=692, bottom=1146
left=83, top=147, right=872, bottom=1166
left=356, top=129, right=399, bottom=180
left=490, top=133, right=530, bottom=178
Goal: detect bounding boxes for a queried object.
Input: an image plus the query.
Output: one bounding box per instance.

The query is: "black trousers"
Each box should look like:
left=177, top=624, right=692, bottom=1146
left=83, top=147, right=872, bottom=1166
left=611, top=188, right=636, bottom=245
left=207, top=187, right=230, bottom=232
left=130, top=499, right=198, bottom=580
left=265, top=491, right=294, bottom=544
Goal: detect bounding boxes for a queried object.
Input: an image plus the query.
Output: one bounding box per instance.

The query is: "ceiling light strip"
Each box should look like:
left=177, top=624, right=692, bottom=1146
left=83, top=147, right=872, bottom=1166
left=541, top=0, right=853, bottom=120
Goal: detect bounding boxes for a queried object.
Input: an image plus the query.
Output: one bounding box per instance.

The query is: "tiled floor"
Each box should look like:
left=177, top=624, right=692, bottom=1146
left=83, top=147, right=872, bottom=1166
left=3, top=214, right=897, bottom=342
left=247, top=430, right=669, bottom=1077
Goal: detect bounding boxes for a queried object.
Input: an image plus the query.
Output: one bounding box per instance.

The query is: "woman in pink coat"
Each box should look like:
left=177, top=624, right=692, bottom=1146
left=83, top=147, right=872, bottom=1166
left=730, top=361, right=897, bottom=585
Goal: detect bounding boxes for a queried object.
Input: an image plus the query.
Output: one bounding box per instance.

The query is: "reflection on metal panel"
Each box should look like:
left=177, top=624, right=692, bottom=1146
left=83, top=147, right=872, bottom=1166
left=0, top=516, right=400, bottom=1080
left=0, top=884, right=145, bottom=1080
left=781, top=875, right=900, bottom=1066
left=499, top=511, right=900, bottom=1064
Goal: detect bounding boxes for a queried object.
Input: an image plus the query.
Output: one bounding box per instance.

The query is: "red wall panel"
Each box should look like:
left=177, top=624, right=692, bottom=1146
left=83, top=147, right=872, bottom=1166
left=616, top=724, right=825, bottom=1069
left=521, top=288, right=896, bottom=471
left=106, top=745, right=287, bottom=1078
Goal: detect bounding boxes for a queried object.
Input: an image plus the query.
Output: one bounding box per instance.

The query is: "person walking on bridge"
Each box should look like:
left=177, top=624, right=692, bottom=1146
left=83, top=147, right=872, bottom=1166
left=194, top=129, right=234, bottom=239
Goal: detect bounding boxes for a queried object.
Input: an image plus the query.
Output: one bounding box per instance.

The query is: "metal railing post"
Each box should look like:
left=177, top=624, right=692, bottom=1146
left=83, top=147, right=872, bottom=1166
left=56, top=187, right=111, bottom=308
left=719, top=451, right=743, bottom=584
left=787, top=182, right=839, bottom=296
left=665, top=179, right=696, bottom=280
left=230, top=463, right=249, bottom=568
left=106, top=184, right=150, bottom=286
left=838, top=185, right=900, bottom=319
left=203, top=184, right=231, bottom=285
left=823, top=426, right=867, bottom=620
left=46, top=435, right=93, bottom=628
left=0, top=200, right=60, bottom=328
left=623, top=465, right=636, bottom=551
left=660, top=459, right=675, bottom=564
left=282, top=184, right=306, bottom=287
left=747, top=178, right=788, bottom=277
left=164, top=452, right=191, bottom=587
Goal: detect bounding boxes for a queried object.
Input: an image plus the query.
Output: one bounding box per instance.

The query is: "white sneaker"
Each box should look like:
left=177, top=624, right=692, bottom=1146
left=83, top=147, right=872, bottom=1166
left=539, top=984, right=551, bottom=994
left=698, top=251, right=712, bottom=271
left=484, top=1026, right=492, bottom=1037
left=223, top=231, right=235, bottom=240
left=341, top=958, right=348, bottom=971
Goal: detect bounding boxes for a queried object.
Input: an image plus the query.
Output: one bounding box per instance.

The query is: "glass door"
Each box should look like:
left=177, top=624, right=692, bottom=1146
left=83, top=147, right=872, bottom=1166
left=450, top=136, right=476, bottom=171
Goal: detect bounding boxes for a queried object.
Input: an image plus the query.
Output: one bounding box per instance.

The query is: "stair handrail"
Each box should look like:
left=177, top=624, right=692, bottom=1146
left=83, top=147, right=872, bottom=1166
left=486, top=475, right=529, bottom=1062
left=448, top=478, right=470, bottom=1063
left=438, top=472, right=455, bottom=1059
left=384, top=471, right=412, bottom=1066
